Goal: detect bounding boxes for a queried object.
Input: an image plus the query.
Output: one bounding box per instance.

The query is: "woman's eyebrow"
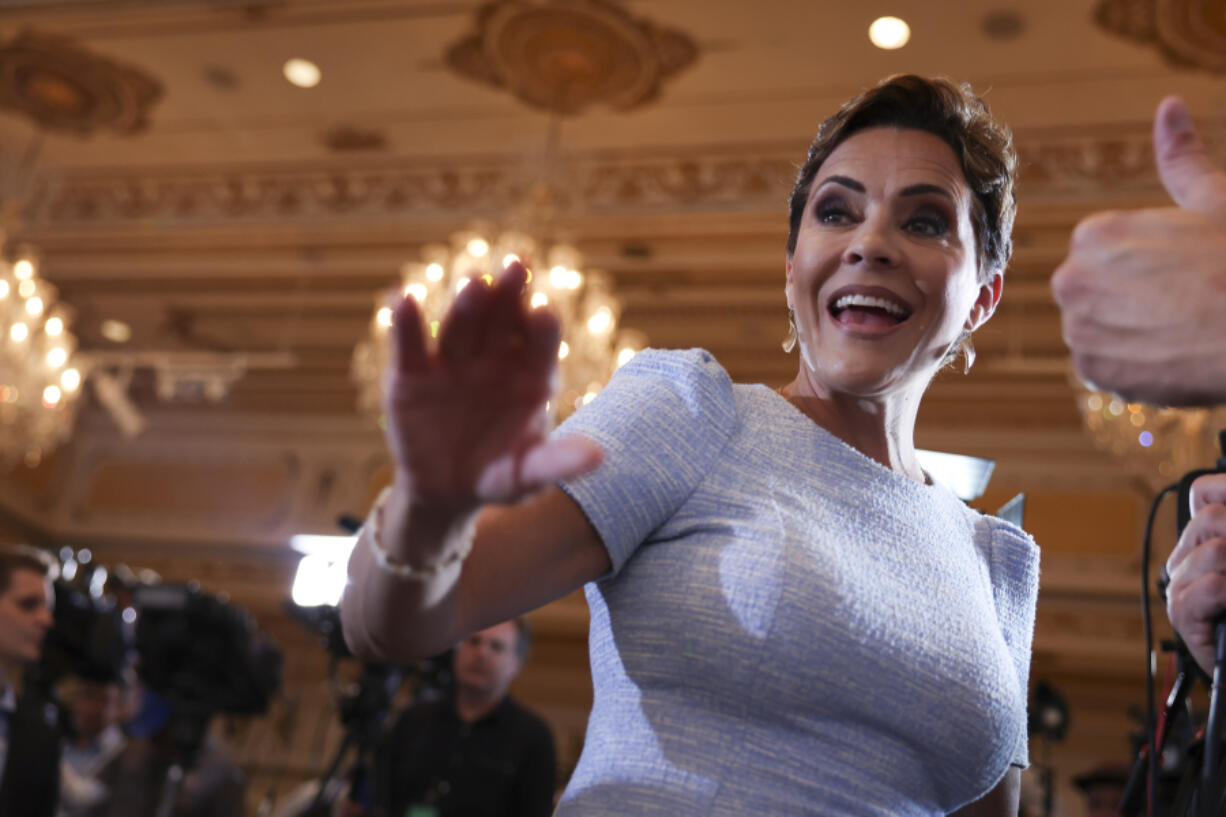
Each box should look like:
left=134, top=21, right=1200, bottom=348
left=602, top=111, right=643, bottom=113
left=815, top=175, right=864, bottom=193
left=899, top=183, right=955, bottom=202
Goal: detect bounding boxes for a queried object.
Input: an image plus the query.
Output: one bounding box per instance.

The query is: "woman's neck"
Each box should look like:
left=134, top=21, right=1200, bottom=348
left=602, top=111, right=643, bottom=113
left=778, top=377, right=926, bottom=483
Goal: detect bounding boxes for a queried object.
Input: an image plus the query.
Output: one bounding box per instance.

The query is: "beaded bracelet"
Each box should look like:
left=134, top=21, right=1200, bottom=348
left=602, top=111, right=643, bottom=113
left=366, top=487, right=475, bottom=580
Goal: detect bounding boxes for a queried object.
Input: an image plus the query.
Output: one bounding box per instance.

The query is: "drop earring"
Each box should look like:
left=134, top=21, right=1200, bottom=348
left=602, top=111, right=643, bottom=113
left=782, top=308, right=797, bottom=353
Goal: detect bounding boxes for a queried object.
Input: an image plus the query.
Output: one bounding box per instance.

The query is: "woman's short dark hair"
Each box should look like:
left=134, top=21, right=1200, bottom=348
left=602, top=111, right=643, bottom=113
left=786, top=75, right=1018, bottom=282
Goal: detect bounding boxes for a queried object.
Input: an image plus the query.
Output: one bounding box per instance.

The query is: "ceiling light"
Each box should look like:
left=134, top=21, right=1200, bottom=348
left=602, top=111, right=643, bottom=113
left=869, top=16, right=911, bottom=50
left=283, top=58, right=321, bottom=89
left=100, top=319, right=131, bottom=343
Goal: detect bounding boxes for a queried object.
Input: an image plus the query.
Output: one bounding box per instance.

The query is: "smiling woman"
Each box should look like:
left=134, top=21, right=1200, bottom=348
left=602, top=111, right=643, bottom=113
left=340, top=75, right=1036, bottom=817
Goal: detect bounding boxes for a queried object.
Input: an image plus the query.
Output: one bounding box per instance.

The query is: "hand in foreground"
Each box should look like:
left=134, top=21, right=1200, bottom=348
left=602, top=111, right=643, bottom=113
left=1051, top=97, right=1226, bottom=406
left=1166, top=474, right=1226, bottom=675
left=383, top=261, right=602, bottom=505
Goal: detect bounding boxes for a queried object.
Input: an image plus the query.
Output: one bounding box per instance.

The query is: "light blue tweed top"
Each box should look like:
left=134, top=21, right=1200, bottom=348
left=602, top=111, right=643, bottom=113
left=554, top=349, right=1039, bottom=817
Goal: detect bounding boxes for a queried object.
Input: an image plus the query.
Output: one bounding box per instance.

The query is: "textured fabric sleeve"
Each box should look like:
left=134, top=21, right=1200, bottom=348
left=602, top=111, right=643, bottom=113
left=555, top=348, right=737, bottom=575
left=983, top=516, right=1041, bottom=768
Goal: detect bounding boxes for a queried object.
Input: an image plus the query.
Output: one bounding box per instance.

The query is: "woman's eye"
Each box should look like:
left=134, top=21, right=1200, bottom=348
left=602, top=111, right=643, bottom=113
left=815, top=199, right=853, bottom=225
left=906, top=212, right=949, bottom=237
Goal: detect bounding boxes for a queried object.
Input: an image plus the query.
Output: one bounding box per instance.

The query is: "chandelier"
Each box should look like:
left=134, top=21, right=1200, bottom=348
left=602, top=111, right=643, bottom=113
left=0, top=246, right=84, bottom=468
left=1076, top=385, right=1226, bottom=488
left=352, top=225, right=644, bottom=426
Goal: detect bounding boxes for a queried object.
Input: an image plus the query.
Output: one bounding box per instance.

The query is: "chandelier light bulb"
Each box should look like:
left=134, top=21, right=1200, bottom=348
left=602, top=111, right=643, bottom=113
left=10, top=323, right=28, bottom=342
left=530, top=292, right=549, bottom=308
left=25, top=296, right=43, bottom=316
left=869, top=16, right=911, bottom=50
left=558, top=341, right=570, bottom=360
left=18, top=279, right=35, bottom=298
left=375, top=306, right=393, bottom=328
left=581, top=390, right=598, bottom=406
left=44, top=316, right=63, bottom=336
left=617, top=347, right=637, bottom=367
left=42, top=385, right=61, bottom=408
left=99, top=319, right=131, bottom=343
left=46, top=347, right=68, bottom=368
left=549, top=266, right=568, bottom=289
left=405, top=283, right=428, bottom=303
left=566, top=270, right=583, bottom=290
left=502, top=253, right=520, bottom=268
left=61, top=368, right=81, bottom=392
left=283, top=58, right=321, bottom=88
left=455, top=277, right=470, bottom=293
left=587, top=307, right=613, bottom=334
left=12, top=259, right=34, bottom=280
left=466, top=238, right=489, bottom=258
left=0, top=280, right=8, bottom=299
left=425, top=263, right=445, bottom=282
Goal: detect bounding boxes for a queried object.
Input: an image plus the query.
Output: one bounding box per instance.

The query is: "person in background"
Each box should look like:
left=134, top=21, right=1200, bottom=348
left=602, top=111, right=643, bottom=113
left=0, top=544, right=59, bottom=817
left=371, top=619, right=556, bottom=817
left=57, top=676, right=127, bottom=817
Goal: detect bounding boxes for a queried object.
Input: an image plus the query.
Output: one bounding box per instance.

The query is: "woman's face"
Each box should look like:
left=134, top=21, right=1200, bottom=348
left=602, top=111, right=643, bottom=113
left=786, top=126, right=1001, bottom=400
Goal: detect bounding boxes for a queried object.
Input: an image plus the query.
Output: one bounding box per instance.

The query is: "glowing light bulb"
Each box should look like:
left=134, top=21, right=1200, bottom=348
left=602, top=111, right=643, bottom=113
left=549, top=266, right=568, bottom=289
left=582, top=390, right=598, bottom=405
left=46, top=347, right=67, bottom=368
left=25, top=296, right=43, bottom=316
left=42, top=385, right=61, bottom=407
left=503, top=253, right=520, bottom=268
left=405, top=283, right=427, bottom=303
left=10, top=323, right=28, bottom=342
left=18, top=279, right=35, bottom=298
left=44, top=317, right=63, bottom=336
left=617, top=347, right=636, bottom=367
left=376, top=307, right=393, bottom=327
left=0, top=280, right=8, bottom=299
left=466, top=238, right=489, bottom=258
left=869, top=16, right=910, bottom=49
left=425, top=263, right=445, bottom=282
left=283, top=58, right=321, bottom=88
left=530, top=292, right=549, bottom=309
left=61, top=368, right=81, bottom=392
left=587, top=307, right=613, bottom=334
left=566, top=270, right=583, bottom=290
left=558, top=341, right=570, bottom=360
left=456, top=277, right=470, bottom=293
left=12, top=260, right=33, bottom=280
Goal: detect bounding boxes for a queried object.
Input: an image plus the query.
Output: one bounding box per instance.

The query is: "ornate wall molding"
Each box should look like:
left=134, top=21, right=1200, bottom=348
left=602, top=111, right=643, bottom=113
left=1096, top=0, right=1226, bottom=74
left=22, top=123, right=1223, bottom=230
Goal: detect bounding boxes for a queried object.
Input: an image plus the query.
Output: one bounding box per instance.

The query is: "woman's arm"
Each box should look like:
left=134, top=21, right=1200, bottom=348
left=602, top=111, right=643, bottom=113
left=340, top=263, right=607, bottom=661
left=948, top=768, right=1019, bottom=817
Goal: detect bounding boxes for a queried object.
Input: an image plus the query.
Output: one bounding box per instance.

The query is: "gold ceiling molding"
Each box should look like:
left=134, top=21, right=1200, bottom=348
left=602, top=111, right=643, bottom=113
left=20, top=125, right=1223, bottom=228
left=1095, top=0, right=1226, bottom=73
left=445, top=0, right=698, bottom=114
left=0, top=29, right=162, bottom=136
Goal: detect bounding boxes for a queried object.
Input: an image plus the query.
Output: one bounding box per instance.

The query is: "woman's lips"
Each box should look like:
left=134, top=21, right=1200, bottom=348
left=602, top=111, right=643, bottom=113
left=826, top=285, right=914, bottom=334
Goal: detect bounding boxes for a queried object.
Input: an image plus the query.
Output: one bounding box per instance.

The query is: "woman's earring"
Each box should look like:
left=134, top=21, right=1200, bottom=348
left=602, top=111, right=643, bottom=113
left=960, top=334, right=976, bottom=374
left=782, top=308, right=797, bottom=353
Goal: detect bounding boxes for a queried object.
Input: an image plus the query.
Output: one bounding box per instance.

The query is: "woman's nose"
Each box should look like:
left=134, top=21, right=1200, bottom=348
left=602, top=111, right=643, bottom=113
left=842, top=216, right=899, bottom=268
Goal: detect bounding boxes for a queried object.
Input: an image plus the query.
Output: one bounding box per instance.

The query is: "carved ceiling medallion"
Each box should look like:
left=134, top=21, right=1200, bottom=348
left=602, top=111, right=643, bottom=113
left=1095, top=0, right=1226, bottom=73
left=445, top=0, right=698, bottom=114
left=0, top=30, right=163, bottom=136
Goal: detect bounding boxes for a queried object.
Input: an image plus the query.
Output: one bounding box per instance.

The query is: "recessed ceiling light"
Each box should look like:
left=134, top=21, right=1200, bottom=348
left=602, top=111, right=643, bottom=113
left=283, top=58, right=321, bottom=89
left=100, top=319, right=131, bottom=343
left=869, top=16, right=911, bottom=50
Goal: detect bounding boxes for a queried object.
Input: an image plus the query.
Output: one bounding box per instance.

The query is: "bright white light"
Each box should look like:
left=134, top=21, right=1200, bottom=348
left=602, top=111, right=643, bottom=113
left=566, top=269, right=583, bottom=290
left=0, top=280, right=8, bottom=299
left=466, top=238, right=489, bottom=258
left=581, top=390, right=598, bottom=405
left=100, top=319, right=131, bottom=343
left=42, top=385, right=61, bottom=407
left=587, top=307, right=613, bottom=334
left=290, top=533, right=358, bottom=558
left=502, top=253, right=520, bottom=268
left=425, top=263, right=445, bottom=282
left=455, top=277, right=470, bottom=293
left=869, top=16, right=911, bottom=49
left=25, top=296, right=43, bottom=316
left=291, top=554, right=348, bottom=607
left=61, top=368, right=81, bottom=392
left=13, top=260, right=33, bottom=280
left=283, top=58, right=321, bottom=88
left=558, top=341, right=570, bottom=360
left=405, top=283, right=428, bottom=303
left=617, top=347, right=636, bottom=367
left=44, top=316, right=63, bottom=336
left=10, top=323, right=28, bottom=342
left=530, top=292, right=549, bottom=309
left=46, top=347, right=67, bottom=368
left=376, top=306, right=394, bottom=327
left=17, top=279, right=35, bottom=298
left=549, top=266, right=568, bottom=289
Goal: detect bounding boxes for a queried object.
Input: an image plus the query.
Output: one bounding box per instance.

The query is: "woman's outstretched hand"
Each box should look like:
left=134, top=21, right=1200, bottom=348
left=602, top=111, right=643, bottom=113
left=383, top=260, right=603, bottom=506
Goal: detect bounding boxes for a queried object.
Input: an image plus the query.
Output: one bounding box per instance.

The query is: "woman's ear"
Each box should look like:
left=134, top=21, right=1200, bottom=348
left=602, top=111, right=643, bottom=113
left=964, top=271, right=1004, bottom=332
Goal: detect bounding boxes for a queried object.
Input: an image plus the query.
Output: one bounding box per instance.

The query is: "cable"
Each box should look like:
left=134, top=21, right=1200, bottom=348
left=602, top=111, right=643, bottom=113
left=1144, top=482, right=1179, bottom=817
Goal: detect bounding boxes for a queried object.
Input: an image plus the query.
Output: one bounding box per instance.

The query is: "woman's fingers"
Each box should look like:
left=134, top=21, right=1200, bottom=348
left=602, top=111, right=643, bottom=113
left=475, top=436, right=604, bottom=502
left=1192, top=473, right=1226, bottom=515
left=438, top=274, right=494, bottom=363
left=390, top=294, right=428, bottom=374
left=1168, top=502, right=1226, bottom=574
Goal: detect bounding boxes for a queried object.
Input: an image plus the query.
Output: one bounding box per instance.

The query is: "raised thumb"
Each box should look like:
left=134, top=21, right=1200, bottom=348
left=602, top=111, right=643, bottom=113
left=1154, top=96, right=1226, bottom=214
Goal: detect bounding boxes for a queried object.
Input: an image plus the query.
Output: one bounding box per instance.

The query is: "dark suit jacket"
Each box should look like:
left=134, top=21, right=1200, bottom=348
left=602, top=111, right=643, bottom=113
left=0, top=689, right=62, bottom=817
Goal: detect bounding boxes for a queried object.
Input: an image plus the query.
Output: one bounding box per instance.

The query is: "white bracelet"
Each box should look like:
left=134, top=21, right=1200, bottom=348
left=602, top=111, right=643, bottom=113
left=365, top=487, right=475, bottom=580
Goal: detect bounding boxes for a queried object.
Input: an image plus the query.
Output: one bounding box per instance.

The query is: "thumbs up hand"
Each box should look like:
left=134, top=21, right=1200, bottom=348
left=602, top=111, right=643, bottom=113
left=1052, top=97, right=1226, bottom=406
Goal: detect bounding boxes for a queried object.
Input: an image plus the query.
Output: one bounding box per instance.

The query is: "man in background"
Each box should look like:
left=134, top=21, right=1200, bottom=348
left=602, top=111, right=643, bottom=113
left=373, top=618, right=556, bottom=817
left=0, top=544, right=59, bottom=817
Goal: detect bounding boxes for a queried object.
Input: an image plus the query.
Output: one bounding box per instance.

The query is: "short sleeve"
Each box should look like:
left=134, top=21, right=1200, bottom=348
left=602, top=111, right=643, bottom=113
left=981, top=516, right=1041, bottom=768
left=555, top=348, right=737, bottom=574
